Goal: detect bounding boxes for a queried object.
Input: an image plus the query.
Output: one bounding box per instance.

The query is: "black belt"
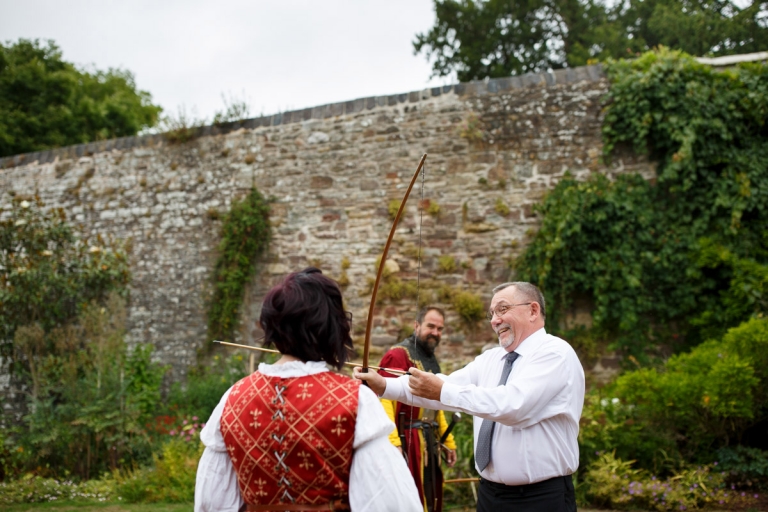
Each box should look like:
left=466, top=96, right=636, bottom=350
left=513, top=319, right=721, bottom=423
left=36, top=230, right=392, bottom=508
left=403, top=420, right=438, bottom=429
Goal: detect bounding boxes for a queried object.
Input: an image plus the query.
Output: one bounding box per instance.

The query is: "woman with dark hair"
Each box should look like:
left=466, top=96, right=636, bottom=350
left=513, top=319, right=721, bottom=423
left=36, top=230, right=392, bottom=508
left=195, top=268, right=421, bottom=512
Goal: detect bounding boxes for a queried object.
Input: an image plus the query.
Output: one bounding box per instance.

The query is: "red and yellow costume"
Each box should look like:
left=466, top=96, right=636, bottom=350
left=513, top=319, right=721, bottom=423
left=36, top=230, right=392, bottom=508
left=378, top=339, right=457, bottom=512
left=220, top=370, right=359, bottom=508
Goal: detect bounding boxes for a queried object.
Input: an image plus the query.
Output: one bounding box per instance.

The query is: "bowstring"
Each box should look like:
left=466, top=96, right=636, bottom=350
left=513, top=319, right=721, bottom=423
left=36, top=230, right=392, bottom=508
left=409, top=160, right=426, bottom=423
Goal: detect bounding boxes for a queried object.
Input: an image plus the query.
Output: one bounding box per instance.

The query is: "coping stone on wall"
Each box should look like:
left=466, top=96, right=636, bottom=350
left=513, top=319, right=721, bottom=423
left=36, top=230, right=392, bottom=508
left=0, top=63, right=606, bottom=169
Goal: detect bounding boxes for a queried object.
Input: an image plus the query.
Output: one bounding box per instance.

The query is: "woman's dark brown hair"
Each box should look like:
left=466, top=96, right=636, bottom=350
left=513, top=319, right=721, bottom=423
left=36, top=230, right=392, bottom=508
left=259, top=267, right=353, bottom=370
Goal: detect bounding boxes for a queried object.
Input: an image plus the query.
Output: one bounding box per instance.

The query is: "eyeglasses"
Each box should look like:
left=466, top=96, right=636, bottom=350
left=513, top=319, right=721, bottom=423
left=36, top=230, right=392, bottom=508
left=486, top=303, right=532, bottom=321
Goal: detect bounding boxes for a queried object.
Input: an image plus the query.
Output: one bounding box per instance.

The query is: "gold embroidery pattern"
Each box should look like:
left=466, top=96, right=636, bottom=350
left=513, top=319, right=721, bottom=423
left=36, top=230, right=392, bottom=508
left=297, top=382, right=313, bottom=400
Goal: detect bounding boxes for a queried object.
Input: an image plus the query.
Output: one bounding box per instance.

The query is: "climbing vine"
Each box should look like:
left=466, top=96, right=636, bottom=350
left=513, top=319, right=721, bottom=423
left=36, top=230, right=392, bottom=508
left=207, top=188, right=270, bottom=342
left=515, top=48, right=768, bottom=357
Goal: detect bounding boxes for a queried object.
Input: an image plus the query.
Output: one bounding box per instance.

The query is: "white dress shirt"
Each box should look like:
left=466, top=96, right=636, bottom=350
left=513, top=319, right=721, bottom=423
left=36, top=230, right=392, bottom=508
left=195, top=360, right=422, bottom=512
left=381, top=328, right=585, bottom=486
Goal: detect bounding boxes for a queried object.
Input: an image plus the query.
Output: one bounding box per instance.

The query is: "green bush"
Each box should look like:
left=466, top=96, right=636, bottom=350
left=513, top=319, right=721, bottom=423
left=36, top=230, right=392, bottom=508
left=715, top=445, right=768, bottom=489
left=585, top=318, right=768, bottom=474
left=165, top=353, right=248, bottom=421
left=115, top=438, right=201, bottom=503
left=579, top=394, right=680, bottom=475
left=583, top=452, right=740, bottom=511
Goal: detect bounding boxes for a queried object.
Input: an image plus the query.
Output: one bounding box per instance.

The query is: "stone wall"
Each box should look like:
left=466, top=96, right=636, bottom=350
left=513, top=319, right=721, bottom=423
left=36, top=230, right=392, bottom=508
left=0, top=64, right=654, bottom=384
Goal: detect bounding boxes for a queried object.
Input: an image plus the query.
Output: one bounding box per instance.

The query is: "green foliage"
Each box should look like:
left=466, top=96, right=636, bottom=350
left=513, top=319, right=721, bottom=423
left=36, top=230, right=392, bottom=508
left=516, top=49, right=768, bottom=355
left=579, top=394, right=681, bottom=475
left=159, top=105, right=204, bottom=145
left=207, top=188, right=270, bottom=342
left=378, top=275, right=419, bottom=302
left=451, top=290, right=485, bottom=325
left=0, top=474, right=116, bottom=505
left=494, top=197, right=509, bottom=216
left=0, top=39, right=161, bottom=157
left=437, top=255, right=456, bottom=273
left=212, top=92, right=252, bottom=125
left=387, top=199, right=401, bottom=220
left=457, top=113, right=484, bottom=143
left=583, top=451, right=737, bottom=511
left=715, top=445, right=768, bottom=489
left=414, top=1, right=768, bottom=81
left=414, top=0, right=618, bottom=80
left=0, top=198, right=131, bottom=364
left=115, top=438, right=201, bottom=503
left=586, top=318, right=768, bottom=475
left=441, top=417, right=476, bottom=508
left=165, top=353, right=248, bottom=421
left=6, top=294, right=168, bottom=481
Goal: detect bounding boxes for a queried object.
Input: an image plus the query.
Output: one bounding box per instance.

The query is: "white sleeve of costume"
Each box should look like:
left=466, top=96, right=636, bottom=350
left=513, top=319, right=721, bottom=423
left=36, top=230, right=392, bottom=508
left=195, top=382, right=421, bottom=512
left=349, top=384, right=423, bottom=512
left=194, top=386, right=244, bottom=512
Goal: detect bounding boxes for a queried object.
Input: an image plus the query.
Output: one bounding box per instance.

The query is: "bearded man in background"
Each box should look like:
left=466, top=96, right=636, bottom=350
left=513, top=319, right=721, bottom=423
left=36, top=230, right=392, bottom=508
left=377, top=307, right=458, bottom=512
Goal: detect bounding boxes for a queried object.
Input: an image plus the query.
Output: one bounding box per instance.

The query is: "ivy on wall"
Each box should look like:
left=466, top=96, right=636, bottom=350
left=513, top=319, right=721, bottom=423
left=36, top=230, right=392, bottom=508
left=515, top=48, right=768, bottom=357
left=207, top=188, right=270, bottom=342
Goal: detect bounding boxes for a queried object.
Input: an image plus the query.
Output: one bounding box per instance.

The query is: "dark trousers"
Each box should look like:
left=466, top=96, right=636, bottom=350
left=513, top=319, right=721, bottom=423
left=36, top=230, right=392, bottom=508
left=477, top=475, right=576, bottom=512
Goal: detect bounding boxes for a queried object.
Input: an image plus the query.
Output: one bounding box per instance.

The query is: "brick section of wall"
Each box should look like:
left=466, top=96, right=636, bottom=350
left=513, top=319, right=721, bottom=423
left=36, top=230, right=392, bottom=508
left=0, top=64, right=653, bottom=387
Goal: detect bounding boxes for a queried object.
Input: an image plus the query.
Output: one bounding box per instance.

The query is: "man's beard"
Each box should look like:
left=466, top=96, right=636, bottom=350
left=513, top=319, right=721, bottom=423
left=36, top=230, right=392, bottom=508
left=415, top=333, right=440, bottom=356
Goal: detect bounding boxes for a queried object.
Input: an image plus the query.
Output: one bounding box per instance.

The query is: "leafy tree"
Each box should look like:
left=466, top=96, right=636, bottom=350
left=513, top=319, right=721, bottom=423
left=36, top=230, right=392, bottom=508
left=621, top=0, right=768, bottom=58
left=0, top=39, right=162, bottom=157
left=414, top=0, right=768, bottom=81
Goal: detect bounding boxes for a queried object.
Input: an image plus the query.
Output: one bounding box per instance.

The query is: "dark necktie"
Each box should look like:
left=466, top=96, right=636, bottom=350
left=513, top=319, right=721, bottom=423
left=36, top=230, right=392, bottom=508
left=475, top=351, right=519, bottom=472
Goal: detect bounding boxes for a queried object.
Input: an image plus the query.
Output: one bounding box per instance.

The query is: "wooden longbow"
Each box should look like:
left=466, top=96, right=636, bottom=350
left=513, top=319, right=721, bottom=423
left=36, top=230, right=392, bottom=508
left=361, top=154, right=427, bottom=374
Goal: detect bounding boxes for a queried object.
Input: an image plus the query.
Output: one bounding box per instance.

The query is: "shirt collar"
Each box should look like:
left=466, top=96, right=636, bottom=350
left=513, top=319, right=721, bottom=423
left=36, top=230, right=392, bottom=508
left=495, top=327, right=547, bottom=361
left=258, top=360, right=329, bottom=378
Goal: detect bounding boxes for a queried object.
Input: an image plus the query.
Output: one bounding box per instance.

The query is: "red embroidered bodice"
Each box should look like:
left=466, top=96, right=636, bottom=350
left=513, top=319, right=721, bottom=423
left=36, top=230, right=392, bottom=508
left=220, top=371, right=359, bottom=506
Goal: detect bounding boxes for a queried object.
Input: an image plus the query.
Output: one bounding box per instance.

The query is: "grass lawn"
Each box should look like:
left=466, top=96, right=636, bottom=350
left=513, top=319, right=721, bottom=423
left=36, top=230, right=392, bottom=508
left=3, top=503, right=192, bottom=512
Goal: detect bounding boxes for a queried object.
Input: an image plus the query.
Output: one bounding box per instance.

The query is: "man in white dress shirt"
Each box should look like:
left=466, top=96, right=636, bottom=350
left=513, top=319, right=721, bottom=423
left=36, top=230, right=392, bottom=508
left=355, top=282, right=584, bottom=512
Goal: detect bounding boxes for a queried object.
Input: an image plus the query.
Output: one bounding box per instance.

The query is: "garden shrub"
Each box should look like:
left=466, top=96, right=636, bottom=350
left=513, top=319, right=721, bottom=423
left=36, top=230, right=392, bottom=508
left=115, top=438, right=201, bottom=503
left=715, top=445, right=768, bottom=490
left=593, top=318, right=768, bottom=472
left=579, top=393, right=681, bottom=475
left=583, top=451, right=746, bottom=511
left=165, top=353, right=248, bottom=421
left=7, top=294, right=168, bottom=480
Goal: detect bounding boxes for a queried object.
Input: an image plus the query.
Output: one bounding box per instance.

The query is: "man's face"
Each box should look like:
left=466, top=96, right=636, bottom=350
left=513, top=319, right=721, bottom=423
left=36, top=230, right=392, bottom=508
left=489, top=286, right=531, bottom=351
left=414, top=310, right=445, bottom=356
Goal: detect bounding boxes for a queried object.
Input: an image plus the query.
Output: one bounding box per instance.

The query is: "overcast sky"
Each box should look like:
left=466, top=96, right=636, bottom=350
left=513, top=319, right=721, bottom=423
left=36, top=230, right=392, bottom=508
left=0, top=0, right=455, bottom=122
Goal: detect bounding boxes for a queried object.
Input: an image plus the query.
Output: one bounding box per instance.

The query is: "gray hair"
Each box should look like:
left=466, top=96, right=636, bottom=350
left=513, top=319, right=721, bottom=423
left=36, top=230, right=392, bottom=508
left=492, top=282, right=546, bottom=318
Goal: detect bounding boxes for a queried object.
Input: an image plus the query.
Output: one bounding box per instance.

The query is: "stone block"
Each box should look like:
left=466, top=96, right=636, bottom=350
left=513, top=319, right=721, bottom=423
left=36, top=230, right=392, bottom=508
left=310, top=176, right=333, bottom=189
left=371, top=334, right=396, bottom=346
